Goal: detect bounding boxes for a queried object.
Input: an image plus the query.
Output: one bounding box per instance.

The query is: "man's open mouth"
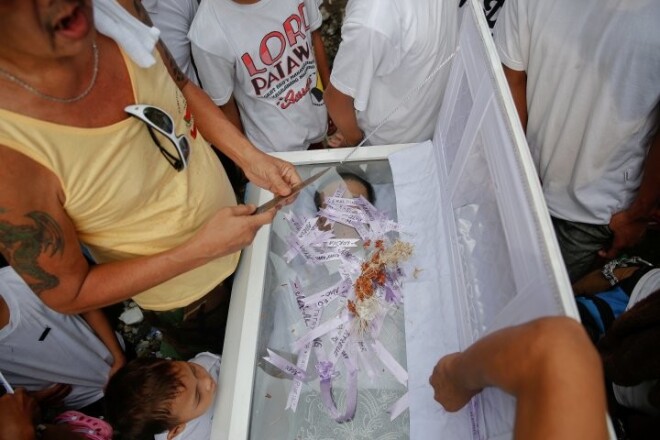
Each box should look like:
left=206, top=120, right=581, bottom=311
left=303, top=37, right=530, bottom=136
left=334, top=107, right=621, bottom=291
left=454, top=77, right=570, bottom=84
left=52, top=3, right=87, bottom=36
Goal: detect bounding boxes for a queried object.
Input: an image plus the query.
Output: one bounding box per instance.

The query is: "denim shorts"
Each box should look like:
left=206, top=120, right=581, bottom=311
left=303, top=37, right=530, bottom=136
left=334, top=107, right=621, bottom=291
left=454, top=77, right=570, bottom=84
left=552, top=217, right=613, bottom=282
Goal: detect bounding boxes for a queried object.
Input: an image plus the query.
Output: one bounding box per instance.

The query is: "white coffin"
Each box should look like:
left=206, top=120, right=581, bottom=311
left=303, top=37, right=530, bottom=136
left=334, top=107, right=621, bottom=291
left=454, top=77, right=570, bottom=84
left=211, top=1, right=578, bottom=438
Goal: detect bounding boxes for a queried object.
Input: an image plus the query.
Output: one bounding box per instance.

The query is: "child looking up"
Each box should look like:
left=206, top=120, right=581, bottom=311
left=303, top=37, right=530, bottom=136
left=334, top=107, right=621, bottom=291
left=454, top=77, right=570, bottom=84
left=105, top=353, right=220, bottom=440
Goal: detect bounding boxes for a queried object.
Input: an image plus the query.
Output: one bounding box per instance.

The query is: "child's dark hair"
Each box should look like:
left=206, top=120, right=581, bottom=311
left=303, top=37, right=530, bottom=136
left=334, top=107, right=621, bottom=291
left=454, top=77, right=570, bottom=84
left=314, top=168, right=375, bottom=210
left=105, top=358, right=184, bottom=440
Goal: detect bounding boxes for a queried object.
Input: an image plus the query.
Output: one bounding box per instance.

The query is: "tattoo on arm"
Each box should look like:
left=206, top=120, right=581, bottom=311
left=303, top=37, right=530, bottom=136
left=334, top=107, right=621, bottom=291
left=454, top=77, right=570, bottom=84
left=131, top=0, right=189, bottom=90
left=158, top=41, right=189, bottom=89
left=0, top=211, right=64, bottom=293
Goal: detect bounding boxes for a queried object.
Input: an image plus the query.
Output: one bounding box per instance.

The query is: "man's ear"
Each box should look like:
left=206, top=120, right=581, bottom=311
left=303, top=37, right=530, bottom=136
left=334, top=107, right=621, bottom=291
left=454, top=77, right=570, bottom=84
left=167, top=423, right=187, bottom=440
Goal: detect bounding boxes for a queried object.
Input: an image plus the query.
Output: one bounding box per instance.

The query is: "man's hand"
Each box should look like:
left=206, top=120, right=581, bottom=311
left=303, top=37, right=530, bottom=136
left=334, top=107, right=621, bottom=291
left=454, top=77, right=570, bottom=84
left=327, top=130, right=348, bottom=148
left=599, top=113, right=659, bottom=261
left=429, top=353, right=480, bottom=412
left=242, top=152, right=302, bottom=197
left=598, top=209, right=648, bottom=260
left=187, top=205, right=277, bottom=260
left=0, top=388, right=38, bottom=440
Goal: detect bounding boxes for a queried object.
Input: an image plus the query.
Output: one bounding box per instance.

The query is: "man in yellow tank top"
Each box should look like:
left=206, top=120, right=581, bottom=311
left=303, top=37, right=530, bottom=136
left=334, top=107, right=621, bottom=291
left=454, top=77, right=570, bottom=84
left=0, top=0, right=301, bottom=355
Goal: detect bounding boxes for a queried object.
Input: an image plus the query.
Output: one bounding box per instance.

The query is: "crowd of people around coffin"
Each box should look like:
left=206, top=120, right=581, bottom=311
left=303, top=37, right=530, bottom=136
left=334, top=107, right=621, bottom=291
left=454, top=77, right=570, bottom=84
left=0, top=0, right=658, bottom=439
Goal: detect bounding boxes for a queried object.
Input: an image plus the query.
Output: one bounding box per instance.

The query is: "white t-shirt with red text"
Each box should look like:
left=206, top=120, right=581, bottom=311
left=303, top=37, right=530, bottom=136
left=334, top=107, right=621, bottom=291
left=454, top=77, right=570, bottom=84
left=189, top=0, right=327, bottom=152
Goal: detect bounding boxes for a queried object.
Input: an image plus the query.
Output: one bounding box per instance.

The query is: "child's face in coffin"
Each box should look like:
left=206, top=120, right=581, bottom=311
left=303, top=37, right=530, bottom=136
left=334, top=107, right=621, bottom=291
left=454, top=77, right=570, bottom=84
left=317, top=177, right=371, bottom=238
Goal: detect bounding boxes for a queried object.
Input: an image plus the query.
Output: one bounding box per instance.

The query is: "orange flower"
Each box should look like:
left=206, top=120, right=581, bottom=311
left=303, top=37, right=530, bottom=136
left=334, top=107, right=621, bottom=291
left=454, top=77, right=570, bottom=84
left=354, top=275, right=374, bottom=300
left=347, top=299, right=358, bottom=316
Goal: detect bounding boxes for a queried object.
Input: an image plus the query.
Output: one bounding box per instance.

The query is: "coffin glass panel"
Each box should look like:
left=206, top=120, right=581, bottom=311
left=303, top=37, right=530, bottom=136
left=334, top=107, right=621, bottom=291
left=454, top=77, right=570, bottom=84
left=248, top=161, right=410, bottom=439
left=451, top=132, right=516, bottom=340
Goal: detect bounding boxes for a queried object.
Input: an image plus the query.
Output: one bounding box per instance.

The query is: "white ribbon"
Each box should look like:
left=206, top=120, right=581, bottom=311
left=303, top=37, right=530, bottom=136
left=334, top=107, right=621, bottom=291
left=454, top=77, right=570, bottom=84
left=263, top=349, right=307, bottom=381
left=301, top=279, right=351, bottom=309
left=292, top=314, right=350, bottom=353
left=371, top=340, right=408, bottom=386
left=388, top=392, right=410, bottom=421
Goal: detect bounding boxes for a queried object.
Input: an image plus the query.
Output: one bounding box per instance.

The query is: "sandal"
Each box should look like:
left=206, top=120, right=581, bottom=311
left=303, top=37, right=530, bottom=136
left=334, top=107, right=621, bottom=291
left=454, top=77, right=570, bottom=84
left=54, top=410, right=113, bottom=440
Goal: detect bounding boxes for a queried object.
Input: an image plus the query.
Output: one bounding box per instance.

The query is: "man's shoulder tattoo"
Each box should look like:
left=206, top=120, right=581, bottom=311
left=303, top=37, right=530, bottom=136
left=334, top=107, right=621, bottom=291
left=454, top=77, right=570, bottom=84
left=0, top=210, right=65, bottom=293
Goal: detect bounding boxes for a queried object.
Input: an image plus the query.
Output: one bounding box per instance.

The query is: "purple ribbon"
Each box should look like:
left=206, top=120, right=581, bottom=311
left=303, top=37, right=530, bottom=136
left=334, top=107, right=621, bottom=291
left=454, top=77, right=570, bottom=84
left=275, top=188, right=413, bottom=424
left=316, top=360, right=334, bottom=381
left=316, top=357, right=359, bottom=423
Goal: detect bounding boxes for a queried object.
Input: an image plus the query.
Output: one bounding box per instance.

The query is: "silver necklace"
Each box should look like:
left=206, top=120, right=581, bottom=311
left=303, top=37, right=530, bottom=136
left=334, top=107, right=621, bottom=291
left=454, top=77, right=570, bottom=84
left=0, top=41, right=99, bottom=104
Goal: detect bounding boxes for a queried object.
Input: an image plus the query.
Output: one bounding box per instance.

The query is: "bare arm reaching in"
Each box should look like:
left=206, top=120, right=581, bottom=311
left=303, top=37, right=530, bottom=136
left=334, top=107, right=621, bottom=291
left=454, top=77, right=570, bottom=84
left=430, top=317, right=608, bottom=440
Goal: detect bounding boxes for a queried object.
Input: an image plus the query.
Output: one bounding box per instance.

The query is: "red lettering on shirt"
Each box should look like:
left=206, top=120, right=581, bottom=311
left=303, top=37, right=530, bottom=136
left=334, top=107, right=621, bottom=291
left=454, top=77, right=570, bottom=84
left=283, top=12, right=305, bottom=46
left=239, top=2, right=316, bottom=97
left=241, top=53, right=267, bottom=76
left=240, top=2, right=309, bottom=76
left=260, top=31, right=287, bottom=66
left=277, top=76, right=312, bottom=109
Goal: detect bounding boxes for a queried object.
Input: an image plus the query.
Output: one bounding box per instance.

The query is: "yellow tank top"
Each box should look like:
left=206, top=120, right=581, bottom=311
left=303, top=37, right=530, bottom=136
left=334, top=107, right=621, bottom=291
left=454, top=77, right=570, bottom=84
left=0, top=49, right=239, bottom=311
